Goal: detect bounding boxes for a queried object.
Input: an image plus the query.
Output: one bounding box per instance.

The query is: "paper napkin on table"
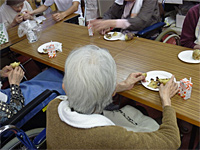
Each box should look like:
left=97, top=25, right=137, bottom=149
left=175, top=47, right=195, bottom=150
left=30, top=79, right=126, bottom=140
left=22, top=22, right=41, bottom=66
left=34, top=16, right=46, bottom=24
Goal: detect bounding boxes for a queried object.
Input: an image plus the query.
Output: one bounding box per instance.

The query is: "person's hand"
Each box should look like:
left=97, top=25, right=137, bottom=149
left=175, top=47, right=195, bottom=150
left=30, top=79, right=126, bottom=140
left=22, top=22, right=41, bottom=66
left=23, top=10, right=33, bottom=20
left=99, top=28, right=111, bottom=35
left=8, top=66, right=24, bottom=86
left=90, top=19, right=116, bottom=34
left=14, top=14, right=23, bottom=24
left=114, top=72, right=145, bottom=94
left=193, top=44, right=200, bottom=49
left=159, top=75, right=179, bottom=107
left=0, top=65, right=13, bottom=78
left=52, top=12, right=65, bottom=22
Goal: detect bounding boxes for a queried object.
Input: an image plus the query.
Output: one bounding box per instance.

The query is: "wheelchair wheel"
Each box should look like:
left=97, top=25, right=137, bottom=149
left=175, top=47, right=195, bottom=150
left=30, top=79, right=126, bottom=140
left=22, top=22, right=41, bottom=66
left=2, top=128, right=45, bottom=150
left=155, top=28, right=180, bottom=45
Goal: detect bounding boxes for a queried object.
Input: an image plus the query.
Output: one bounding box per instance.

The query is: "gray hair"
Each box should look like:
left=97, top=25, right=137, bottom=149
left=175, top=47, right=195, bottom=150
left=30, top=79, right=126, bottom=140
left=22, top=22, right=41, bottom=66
left=63, top=45, right=117, bottom=114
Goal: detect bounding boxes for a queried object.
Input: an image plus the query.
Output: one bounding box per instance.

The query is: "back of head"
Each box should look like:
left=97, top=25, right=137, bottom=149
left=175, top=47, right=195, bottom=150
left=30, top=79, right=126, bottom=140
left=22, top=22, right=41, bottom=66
left=6, top=0, right=25, bottom=6
left=63, top=45, right=117, bottom=114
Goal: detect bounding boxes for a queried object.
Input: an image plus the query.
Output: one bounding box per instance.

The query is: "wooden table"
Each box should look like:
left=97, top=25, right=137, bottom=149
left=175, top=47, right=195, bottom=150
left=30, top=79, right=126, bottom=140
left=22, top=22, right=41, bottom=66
left=10, top=22, right=200, bottom=127
left=0, top=13, right=79, bottom=51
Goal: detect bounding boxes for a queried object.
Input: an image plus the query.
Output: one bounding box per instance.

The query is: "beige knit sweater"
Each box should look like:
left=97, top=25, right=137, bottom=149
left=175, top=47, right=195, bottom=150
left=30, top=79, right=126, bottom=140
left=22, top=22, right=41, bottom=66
left=46, top=98, right=181, bottom=149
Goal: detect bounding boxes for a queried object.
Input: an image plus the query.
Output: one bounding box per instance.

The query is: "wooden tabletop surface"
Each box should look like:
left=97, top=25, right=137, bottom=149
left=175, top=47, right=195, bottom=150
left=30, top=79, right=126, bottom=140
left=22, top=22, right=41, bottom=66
left=10, top=22, right=200, bottom=127
left=0, top=13, right=79, bottom=50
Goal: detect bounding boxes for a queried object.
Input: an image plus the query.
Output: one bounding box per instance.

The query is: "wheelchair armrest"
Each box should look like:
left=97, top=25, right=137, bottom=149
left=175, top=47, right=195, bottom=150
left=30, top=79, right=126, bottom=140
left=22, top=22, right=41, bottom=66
left=2, top=89, right=60, bottom=126
left=136, top=22, right=166, bottom=37
left=33, top=128, right=46, bottom=146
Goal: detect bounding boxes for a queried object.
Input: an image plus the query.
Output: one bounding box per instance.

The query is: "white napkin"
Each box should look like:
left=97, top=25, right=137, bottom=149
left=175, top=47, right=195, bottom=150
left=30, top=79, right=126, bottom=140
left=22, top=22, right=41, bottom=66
left=34, top=16, right=46, bottom=24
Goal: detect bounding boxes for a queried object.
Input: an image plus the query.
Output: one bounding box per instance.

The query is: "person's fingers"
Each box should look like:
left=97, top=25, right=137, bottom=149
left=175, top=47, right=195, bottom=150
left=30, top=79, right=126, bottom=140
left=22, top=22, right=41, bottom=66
left=135, top=75, right=145, bottom=82
left=170, top=82, right=179, bottom=98
left=159, top=83, right=164, bottom=90
left=15, top=66, right=20, bottom=71
left=168, top=75, right=174, bottom=84
left=135, top=72, right=143, bottom=77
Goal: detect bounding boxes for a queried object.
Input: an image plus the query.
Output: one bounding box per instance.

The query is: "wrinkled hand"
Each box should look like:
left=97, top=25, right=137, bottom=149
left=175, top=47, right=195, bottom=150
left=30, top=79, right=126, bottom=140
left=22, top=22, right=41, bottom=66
left=159, top=75, right=179, bottom=107
left=0, top=65, right=13, bottom=78
left=52, top=13, right=65, bottom=22
left=8, top=66, right=24, bottom=86
left=23, top=10, right=33, bottom=20
left=90, top=19, right=116, bottom=34
left=115, top=72, right=145, bottom=94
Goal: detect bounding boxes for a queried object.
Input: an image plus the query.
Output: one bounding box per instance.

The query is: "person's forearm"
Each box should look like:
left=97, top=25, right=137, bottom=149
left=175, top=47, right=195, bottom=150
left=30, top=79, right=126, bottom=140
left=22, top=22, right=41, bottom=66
left=7, top=20, right=18, bottom=29
left=32, top=5, right=48, bottom=15
left=115, top=19, right=131, bottom=29
left=0, top=85, right=24, bottom=123
left=62, top=3, right=79, bottom=18
left=114, top=81, right=126, bottom=93
left=10, top=84, right=24, bottom=111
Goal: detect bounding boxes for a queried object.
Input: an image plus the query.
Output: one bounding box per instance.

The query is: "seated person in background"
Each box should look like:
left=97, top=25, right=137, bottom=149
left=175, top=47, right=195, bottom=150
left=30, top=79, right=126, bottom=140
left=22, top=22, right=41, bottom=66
left=0, top=0, right=34, bottom=29
left=0, top=65, right=65, bottom=123
left=180, top=4, right=200, bottom=49
left=28, top=0, right=82, bottom=22
left=90, top=0, right=160, bottom=35
left=46, top=45, right=181, bottom=149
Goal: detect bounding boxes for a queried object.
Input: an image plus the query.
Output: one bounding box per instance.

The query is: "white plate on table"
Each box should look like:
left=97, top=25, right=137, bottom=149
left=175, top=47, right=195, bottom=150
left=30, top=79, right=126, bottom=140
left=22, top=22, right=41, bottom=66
left=104, top=32, right=125, bottom=41
left=141, top=70, right=175, bottom=91
left=178, top=50, right=200, bottom=63
left=37, top=41, right=60, bottom=53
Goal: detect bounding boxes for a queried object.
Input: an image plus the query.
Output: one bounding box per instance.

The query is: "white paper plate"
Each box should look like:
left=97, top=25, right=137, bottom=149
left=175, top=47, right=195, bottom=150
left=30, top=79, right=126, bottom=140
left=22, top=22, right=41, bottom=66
left=178, top=50, right=200, bottom=63
left=141, top=70, right=175, bottom=91
left=104, top=32, right=125, bottom=41
left=37, top=41, right=61, bottom=53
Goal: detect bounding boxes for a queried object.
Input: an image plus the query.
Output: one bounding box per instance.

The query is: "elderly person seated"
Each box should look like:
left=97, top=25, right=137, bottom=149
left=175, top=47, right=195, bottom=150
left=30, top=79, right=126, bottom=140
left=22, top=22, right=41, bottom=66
left=0, top=65, right=65, bottom=123
left=0, top=0, right=34, bottom=29
left=28, top=0, right=82, bottom=22
left=180, top=4, right=200, bottom=49
left=90, top=0, right=160, bottom=35
left=46, top=45, right=181, bottom=149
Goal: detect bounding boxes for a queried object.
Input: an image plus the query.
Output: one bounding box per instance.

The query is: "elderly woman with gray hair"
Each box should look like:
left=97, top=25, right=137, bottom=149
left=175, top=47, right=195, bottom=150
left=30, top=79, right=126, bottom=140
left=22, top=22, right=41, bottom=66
left=0, top=0, right=34, bottom=29
left=46, top=45, right=181, bottom=149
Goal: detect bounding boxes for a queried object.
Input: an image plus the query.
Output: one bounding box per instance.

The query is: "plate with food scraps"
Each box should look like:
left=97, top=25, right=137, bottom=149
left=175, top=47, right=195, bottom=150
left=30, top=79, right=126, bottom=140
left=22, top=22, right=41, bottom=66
left=37, top=41, right=62, bottom=53
left=141, top=70, right=175, bottom=91
left=178, top=50, right=200, bottom=63
left=104, top=32, right=125, bottom=41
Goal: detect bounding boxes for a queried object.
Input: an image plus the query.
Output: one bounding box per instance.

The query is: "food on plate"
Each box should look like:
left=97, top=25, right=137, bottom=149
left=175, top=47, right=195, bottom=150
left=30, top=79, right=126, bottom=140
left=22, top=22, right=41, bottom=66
left=148, top=78, right=158, bottom=89
left=105, top=33, right=112, bottom=39
left=192, top=49, right=200, bottom=60
left=125, top=32, right=135, bottom=41
left=157, top=78, right=170, bottom=85
left=43, top=48, right=48, bottom=53
left=148, top=77, right=170, bottom=89
left=10, top=62, right=20, bottom=68
left=112, top=32, right=118, bottom=36
left=142, top=73, right=147, bottom=77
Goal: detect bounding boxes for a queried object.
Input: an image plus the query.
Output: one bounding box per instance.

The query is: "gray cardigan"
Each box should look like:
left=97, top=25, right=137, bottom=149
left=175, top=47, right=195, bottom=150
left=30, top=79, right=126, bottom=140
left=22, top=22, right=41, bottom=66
left=103, top=0, right=161, bottom=31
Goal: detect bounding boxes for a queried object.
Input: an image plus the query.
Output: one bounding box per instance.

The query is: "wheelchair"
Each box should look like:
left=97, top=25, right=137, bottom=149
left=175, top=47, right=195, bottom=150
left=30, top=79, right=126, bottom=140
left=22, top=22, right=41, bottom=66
left=135, top=0, right=180, bottom=45
left=0, top=89, right=60, bottom=149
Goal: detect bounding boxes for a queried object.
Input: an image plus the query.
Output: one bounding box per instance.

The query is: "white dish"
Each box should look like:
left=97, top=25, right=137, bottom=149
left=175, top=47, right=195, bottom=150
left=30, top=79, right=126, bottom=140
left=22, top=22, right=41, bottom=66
left=178, top=50, right=200, bottom=63
left=104, top=32, right=125, bottom=41
left=141, top=70, right=175, bottom=91
left=37, top=41, right=61, bottom=53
